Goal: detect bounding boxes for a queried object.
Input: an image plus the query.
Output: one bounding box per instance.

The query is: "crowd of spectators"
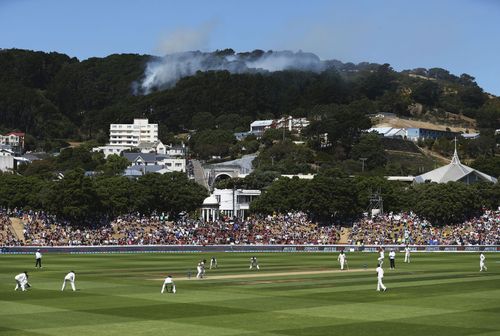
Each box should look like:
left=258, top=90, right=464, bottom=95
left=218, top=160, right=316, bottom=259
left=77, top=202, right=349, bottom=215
left=349, top=210, right=500, bottom=245
left=1, top=211, right=340, bottom=246
left=0, top=211, right=18, bottom=245
left=0, top=209, right=498, bottom=246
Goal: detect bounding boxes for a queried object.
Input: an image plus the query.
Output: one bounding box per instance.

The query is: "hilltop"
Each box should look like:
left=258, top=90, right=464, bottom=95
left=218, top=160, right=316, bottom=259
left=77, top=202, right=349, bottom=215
left=0, top=48, right=499, bottom=176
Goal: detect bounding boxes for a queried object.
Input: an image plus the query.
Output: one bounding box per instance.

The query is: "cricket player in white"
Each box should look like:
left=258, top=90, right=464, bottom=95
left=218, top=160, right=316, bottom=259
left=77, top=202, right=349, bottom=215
left=404, top=245, right=411, bottom=263
left=250, top=256, right=260, bottom=270
left=376, top=264, right=387, bottom=292
left=377, top=247, right=385, bottom=266
left=161, top=275, right=176, bottom=293
left=15, top=272, right=29, bottom=291
left=210, top=257, right=217, bottom=269
left=337, top=251, right=346, bottom=270
left=196, top=261, right=204, bottom=278
left=61, top=271, right=76, bottom=291
left=480, top=253, right=487, bottom=272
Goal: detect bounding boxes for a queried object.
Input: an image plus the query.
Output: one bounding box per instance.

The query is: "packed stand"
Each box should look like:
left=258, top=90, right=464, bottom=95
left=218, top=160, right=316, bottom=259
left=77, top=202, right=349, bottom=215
left=349, top=210, right=500, bottom=245
left=0, top=211, right=19, bottom=245
left=2, top=209, right=499, bottom=246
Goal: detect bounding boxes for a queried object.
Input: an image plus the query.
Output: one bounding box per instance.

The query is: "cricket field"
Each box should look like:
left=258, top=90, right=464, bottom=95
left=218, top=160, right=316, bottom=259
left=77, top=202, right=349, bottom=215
left=0, top=252, right=499, bottom=336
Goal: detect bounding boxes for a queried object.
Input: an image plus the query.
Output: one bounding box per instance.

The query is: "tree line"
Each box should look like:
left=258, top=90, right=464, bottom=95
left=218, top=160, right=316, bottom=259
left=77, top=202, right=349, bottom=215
left=250, top=172, right=500, bottom=225
left=0, top=170, right=208, bottom=224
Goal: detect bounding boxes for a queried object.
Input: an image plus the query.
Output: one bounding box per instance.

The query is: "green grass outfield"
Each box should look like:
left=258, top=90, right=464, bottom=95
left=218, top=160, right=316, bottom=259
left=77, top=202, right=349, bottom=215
left=0, top=252, right=499, bottom=336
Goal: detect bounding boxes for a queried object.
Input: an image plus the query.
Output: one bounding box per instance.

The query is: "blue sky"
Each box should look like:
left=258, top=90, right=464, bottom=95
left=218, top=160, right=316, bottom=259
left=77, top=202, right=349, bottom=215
left=1, top=0, right=499, bottom=94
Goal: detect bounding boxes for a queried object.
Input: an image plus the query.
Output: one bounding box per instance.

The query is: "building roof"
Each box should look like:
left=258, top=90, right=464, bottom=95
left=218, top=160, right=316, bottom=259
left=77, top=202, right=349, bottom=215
left=250, top=120, right=274, bottom=127
left=128, top=164, right=163, bottom=173
left=202, top=195, right=219, bottom=205
left=122, top=152, right=157, bottom=163
left=414, top=149, right=497, bottom=184
left=136, top=140, right=164, bottom=149
left=5, top=132, right=25, bottom=136
left=460, top=133, right=480, bottom=139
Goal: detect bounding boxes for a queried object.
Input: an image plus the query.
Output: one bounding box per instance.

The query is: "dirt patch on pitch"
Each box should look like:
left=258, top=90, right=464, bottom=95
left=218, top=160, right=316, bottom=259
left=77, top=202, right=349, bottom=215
left=149, top=268, right=370, bottom=281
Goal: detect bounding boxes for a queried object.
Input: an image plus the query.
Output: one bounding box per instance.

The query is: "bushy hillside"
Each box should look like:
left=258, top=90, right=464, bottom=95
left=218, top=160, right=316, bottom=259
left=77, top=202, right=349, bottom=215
left=1, top=48, right=499, bottom=151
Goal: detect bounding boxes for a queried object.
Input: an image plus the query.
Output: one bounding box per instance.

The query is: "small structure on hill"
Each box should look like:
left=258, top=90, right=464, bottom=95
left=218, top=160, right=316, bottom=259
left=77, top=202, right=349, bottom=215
left=414, top=142, right=497, bottom=184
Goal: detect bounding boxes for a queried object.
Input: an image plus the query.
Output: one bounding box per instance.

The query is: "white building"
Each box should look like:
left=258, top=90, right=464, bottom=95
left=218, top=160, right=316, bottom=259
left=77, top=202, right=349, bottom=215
left=414, top=147, right=497, bottom=184
left=109, top=118, right=158, bottom=146
left=137, top=141, right=167, bottom=155
left=0, top=148, right=14, bottom=172
left=200, top=188, right=261, bottom=222
left=0, top=132, right=25, bottom=153
left=367, top=127, right=406, bottom=138
left=250, top=120, right=274, bottom=133
left=275, top=116, right=310, bottom=133
left=122, top=152, right=186, bottom=175
left=166, top=143, right=187, bottom=158
left=93, top=119, right=162, bottom=158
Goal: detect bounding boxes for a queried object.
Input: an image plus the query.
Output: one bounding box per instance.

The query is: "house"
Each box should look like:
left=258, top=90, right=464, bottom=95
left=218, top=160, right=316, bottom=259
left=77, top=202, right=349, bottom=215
left=122, top=152, right=186, bottom=174
left=137, top=141, right=166, bottom=155
left=165, top=143, right=187, bottom=158
left=0, top=132, right=25, bottom=154
left=250, top=120, right=274, bottom=133
left=200, top=188, right=262, bottom=222
left=275, top=116, right=310, bottom=133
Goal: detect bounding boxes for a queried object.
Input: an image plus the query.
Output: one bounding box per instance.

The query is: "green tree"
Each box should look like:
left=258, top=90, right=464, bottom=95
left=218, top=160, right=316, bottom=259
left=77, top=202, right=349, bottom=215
left=411, top=81, right=441, bottom=106
left=44, top=169, right=101, bottom=222
left=350, top=133, right=387, bottom=170
left=191, top=112, right=215, bottom=130
left=407, top=182, right=483, bottom=225
left=101, top=154, right=130, bottom=176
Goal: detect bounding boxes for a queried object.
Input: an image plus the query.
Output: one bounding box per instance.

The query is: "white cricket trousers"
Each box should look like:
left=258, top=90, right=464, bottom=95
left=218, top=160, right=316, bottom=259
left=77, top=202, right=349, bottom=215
left=62, top=280, right=75, bottom=291
left=15, top=281, right=26, bottom=291
left=340, top=261, right=345, bottom=270
left=377, top=277, right=386, bottom=291
left=480, top=262, right=487, bottom=272
left=377, top=257, right=384, bottom=266
left=405, top=253, right=410, bottom=263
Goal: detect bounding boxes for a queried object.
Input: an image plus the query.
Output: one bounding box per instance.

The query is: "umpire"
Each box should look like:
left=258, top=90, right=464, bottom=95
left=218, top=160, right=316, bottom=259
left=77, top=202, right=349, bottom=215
left=389, top=249, right=396, bottom=270
left=35, top=249, right=42, bottom=268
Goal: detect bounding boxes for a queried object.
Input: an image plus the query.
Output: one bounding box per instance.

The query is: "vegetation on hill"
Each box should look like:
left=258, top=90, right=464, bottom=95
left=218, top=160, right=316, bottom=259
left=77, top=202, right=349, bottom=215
left=1, top=48, right=500, bottom=224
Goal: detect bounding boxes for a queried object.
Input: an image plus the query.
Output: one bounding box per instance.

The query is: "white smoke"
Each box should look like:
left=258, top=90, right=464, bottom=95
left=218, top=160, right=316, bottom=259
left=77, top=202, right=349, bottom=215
left=137, top=50, right=326, bottom=94
left=157, top=22, right=216, bottom=55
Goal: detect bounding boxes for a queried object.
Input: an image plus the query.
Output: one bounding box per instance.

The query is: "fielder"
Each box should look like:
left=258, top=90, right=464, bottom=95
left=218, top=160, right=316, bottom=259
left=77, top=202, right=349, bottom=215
left=337, top=251, right=346, bottom=270
left=250, top=256, right=260, bottom=270
left=376, top=264, right=387, bottom=292
left=389, top=249, right=396, bottom=270
left=404, top=245, right=411, bottom=263
left=61, top=271, right=76, bottom=291
left=161, top=275, right=176, bottom=294
left=210, top=256, right=218, bottom=269
left=35, top=249, right=42, bottom=268
left=196, top=261, right=205, bottom=279
left=14, top=271, right=29, bottom=291
left=480, top=253, right=487, bottom=272
left=377, top=247, right=385, bottom=266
